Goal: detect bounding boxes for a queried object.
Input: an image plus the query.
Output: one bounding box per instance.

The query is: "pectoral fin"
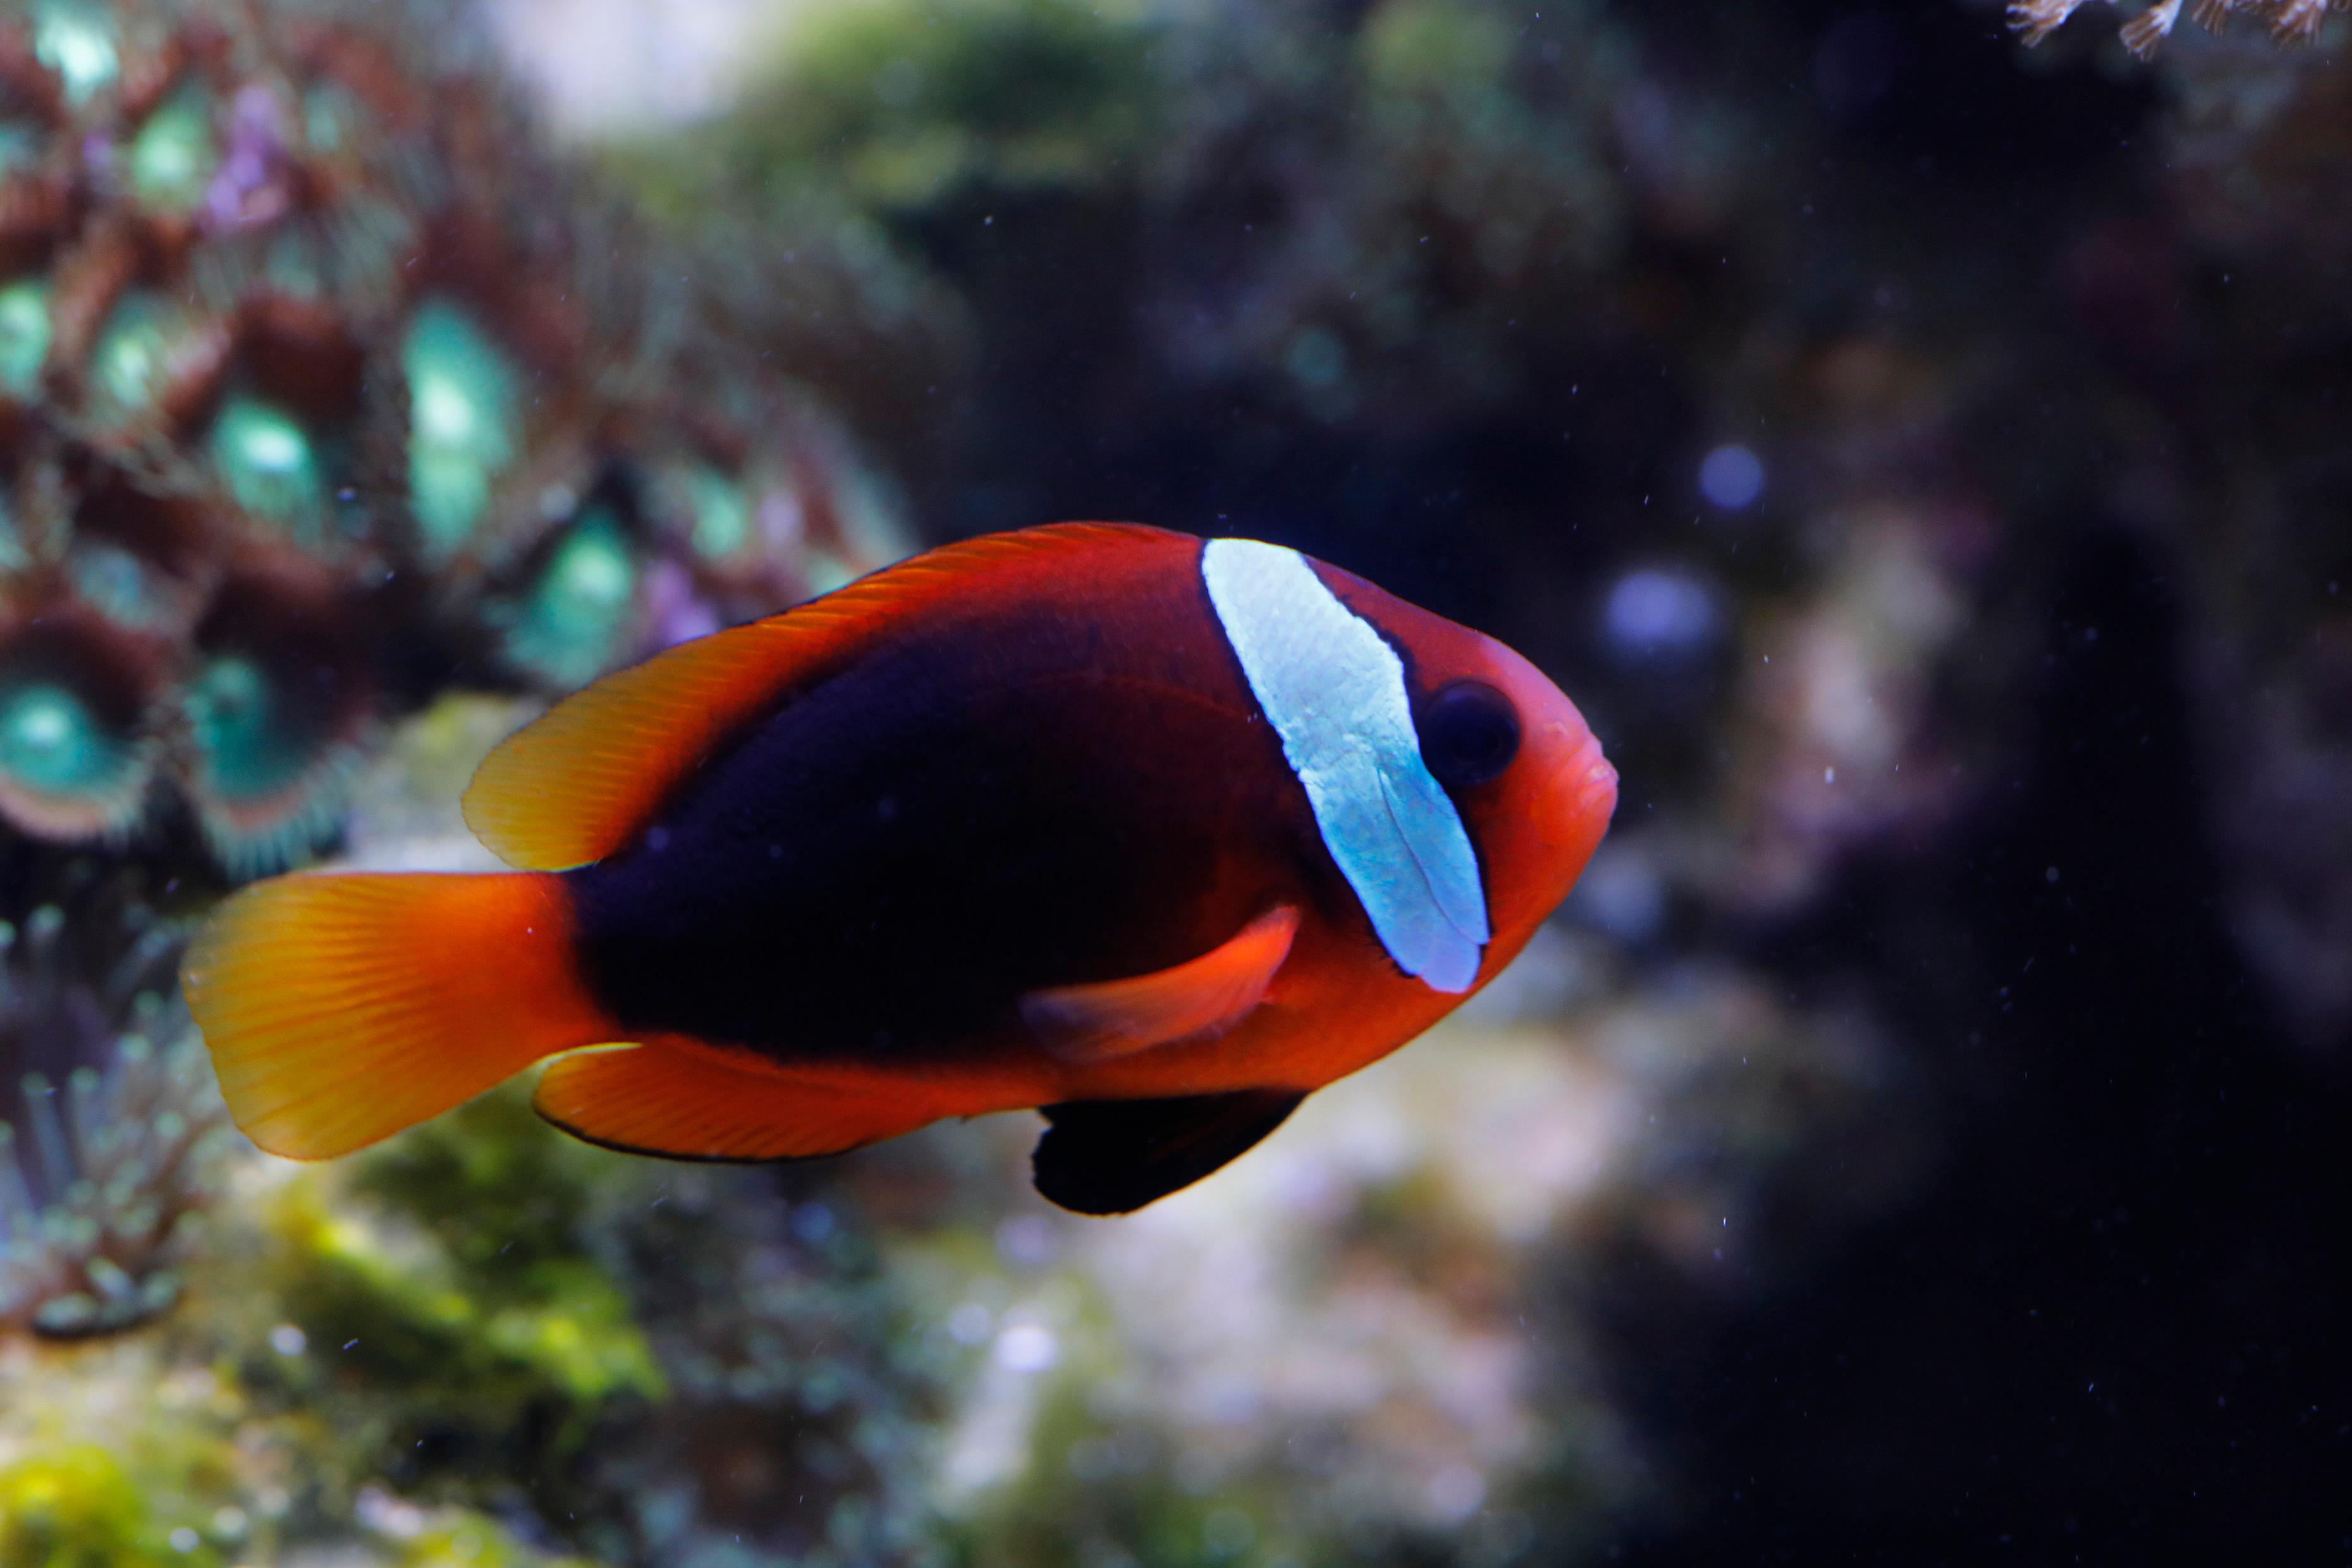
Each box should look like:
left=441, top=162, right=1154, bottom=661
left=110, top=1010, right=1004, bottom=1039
left=1030, top=1089, right=1307, bottom=1215
left=1020, top=905, right=1298, bottom=1064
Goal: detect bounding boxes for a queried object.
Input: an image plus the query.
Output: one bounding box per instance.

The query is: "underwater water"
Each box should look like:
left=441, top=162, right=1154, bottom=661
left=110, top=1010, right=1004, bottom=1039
left=4, top=0, right=2351, bottom=1560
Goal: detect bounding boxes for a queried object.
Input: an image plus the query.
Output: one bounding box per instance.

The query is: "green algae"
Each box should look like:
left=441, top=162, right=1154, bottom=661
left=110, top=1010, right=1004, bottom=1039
left=0, top=1444, right=171, bottom=1568
left=264, top=1089, right=666, bottom=1455
left=642, top=0, right=1163, bottom=215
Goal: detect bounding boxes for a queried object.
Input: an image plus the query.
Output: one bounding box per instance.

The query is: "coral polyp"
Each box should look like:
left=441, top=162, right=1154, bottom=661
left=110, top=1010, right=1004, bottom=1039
left=208, top=395, right=327, bottom=538
left=0, top=0, right=914, bottom=878
left=175, top=561, right=376, bottom=878
left=0, top=601, right=161, bottom=842
left=0, top=276, right=49, bottom=396
left=401, top=296, right=523, bottom=564
left=0, top=891, right=231, bottom=1340
left=2009, top=0, right=2350, bottom=55
left=487, top=501, right=640, bottom=689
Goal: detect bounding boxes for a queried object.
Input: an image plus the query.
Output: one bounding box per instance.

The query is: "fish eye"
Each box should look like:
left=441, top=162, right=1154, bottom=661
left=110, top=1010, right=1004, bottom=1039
left=1418, top=680, right=1520, bottom=789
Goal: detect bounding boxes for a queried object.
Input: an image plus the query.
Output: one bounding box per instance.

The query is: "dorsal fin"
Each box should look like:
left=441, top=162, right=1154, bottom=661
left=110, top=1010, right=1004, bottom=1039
left=463, top=523, right=1189, bottom=869
left=1020, top=905, right=1299, bottom=1063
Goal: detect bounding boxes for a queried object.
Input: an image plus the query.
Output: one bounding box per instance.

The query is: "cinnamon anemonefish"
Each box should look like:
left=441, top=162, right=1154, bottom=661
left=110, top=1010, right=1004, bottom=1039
left=183, top=525, right=1617, bottom=1213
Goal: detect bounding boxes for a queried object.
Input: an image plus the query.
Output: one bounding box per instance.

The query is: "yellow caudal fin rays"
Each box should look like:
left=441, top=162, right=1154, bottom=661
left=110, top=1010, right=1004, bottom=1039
left=462, top=523, right=1189, bottom=871
left=1020, top=905, right=1299, bottom=1064
left=532, top=1041, right=935, bottom=1161
left=181, top=872, right=613, bottom=1160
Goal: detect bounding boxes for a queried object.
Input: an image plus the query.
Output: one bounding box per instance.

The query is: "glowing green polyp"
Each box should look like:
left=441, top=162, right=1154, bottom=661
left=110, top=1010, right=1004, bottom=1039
left=403, top=299, right=520, bottom=562
left=0, top=278, right=52, bottom=397
left=129, top=88, right=219, bottom=212
left=182, top=646, right=355, bottom=874
left=0, top=678, right=133, bottom=798
left=32, top=2, right=118, bottom=105
left=67, top=544, right=169, bottom=631
left=502, top=510, right=639, bottom=688
left=186, top=652, right=313, bottom=804
left=687, top=466, right=751, bottom=558
left=91, top=291, right=178, bottom=417
left=211, top=396, right=325, bottom=536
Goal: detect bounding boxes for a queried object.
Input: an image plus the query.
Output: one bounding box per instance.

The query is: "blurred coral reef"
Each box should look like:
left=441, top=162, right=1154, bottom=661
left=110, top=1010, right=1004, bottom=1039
left=0, top=0, right=912, bottom=881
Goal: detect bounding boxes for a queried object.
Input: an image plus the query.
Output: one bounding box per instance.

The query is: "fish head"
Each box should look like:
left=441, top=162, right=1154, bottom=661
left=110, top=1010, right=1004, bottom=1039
left=1319, top=564, right=1619, bottom=972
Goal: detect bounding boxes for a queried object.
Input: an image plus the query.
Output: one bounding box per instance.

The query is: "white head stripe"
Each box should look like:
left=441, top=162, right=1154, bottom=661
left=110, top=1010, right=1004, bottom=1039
left=1202, top=537, right=1489, bottom=993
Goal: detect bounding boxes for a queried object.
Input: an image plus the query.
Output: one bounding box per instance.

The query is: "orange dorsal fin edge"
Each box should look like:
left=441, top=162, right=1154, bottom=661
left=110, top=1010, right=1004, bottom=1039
left=1020, top=905, right=1299, bottom=1063
left=463, top=522, right=1189, bottom=871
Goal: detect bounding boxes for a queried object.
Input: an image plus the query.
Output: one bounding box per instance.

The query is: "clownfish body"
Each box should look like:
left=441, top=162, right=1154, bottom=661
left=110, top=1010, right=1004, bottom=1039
left=184, top=525, right=1615, bottom=1213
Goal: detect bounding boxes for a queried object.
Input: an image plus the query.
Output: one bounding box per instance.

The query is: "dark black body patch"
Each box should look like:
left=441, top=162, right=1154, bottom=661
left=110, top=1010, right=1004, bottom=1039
left=565, top=591, right=1341, bottom=1062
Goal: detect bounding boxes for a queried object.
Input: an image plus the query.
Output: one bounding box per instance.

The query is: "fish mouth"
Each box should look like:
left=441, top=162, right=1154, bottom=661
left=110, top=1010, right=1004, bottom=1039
left=1543, top=731, right=1619, bottom=848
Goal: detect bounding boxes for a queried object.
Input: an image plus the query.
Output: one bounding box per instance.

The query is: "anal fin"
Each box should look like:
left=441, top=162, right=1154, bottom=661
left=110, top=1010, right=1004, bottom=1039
left=1020, top=905, right=1297, bottom=1064
left=1031, top=1089, right=1307, bottom=1215
left=534, top=1040, right=927, bottom=1162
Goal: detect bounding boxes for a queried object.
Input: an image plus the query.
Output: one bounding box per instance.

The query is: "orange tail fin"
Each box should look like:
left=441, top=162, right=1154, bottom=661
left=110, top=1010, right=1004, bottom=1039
left=182, top=872, right=616, bottom=1160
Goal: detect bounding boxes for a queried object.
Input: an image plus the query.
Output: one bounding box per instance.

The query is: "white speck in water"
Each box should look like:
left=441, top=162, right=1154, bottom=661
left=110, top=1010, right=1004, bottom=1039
left=1824, top=766, right=1836, bottom=784
left=269, top=1323, right=307, bottom=1356
left=995, top=1322, right=1060, bottom=1373
left=169, top=1528, right=200, bottom=1553
left=2047, top=866, right=2060, bottom=883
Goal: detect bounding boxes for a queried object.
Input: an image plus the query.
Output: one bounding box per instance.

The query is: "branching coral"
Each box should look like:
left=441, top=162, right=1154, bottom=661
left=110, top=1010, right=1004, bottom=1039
left=2009, top=0, right=2349, bottom=57
left=0, top=892, right=233, bottom=1339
